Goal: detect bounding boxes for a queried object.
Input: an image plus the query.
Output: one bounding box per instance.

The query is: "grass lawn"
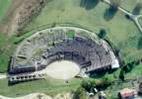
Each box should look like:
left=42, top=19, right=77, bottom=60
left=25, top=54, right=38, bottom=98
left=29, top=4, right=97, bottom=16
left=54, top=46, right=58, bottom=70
left=125, top=64, right=142, bottom=79
left=0, top=0, right=11, bottom=21
left=138, top=17, right=142, bottom=28
left=121, top=0, right=142, bottom=14
left=0, top=30, right=41, bottom=73
left=0, top=0, right=12, bottom=72
left=0, top=78, right=82, bottom=97
left=0, top=33, right=16, bottom=73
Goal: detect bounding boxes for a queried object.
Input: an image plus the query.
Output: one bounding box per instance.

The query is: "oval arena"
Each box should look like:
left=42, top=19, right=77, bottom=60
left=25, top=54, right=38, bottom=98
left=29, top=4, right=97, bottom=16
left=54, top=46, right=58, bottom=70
left=8, top=27, right=119, bottom=83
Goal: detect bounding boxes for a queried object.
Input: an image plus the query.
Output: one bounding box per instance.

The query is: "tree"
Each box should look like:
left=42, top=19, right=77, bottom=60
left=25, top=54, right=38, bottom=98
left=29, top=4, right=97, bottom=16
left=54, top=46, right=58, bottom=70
left=119, top=69, right=125, bottom=81
left=110, top=0, right=122, bottom=10
left=73, top=87, right=86, bottom=99
left=104, top=0, right=122, bottom=21
left=81, top=80, right=92, bottom=92
left=98, top=29, right=107, bottom=39
left=133, top=2, right=142, bottom=15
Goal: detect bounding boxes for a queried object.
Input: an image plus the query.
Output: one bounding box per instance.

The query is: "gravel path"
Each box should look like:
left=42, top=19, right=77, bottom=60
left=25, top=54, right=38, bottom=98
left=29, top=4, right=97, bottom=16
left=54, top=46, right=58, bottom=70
left=0, top=74, right=6, bottom=80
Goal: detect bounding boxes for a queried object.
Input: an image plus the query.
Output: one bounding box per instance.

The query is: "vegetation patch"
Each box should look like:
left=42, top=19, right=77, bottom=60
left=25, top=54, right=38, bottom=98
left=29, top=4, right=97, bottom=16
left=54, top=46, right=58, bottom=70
left=0, top=33, right=16, bottom=73
left=0, top=78, right=81, bottom=97
left=0, top=0, right=11, bottom=21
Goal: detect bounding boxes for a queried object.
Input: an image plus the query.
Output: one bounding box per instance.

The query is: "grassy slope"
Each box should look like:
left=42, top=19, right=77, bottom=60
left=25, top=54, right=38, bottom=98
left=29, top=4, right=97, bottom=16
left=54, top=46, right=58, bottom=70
left=0, top=0, right=11, bottom=21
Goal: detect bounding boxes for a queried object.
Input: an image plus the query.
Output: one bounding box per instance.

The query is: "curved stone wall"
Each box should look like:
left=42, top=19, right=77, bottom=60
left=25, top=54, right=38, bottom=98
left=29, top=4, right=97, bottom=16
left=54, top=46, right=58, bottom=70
left=9, top=27, right=119, bottom=83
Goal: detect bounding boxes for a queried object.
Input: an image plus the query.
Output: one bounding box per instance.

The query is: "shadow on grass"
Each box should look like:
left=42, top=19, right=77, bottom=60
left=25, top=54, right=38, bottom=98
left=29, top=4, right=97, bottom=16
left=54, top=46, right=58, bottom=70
left=132, top=8, right=141, bottom=15
left=80, top=0, right=100, bottom=10
left=137, top=37, right=142, bottom=49
left=104, top=7, right=118, bottom=21
left=90, top=71, right=106, bottom=78
left=132, top=4, right=142, bottom=15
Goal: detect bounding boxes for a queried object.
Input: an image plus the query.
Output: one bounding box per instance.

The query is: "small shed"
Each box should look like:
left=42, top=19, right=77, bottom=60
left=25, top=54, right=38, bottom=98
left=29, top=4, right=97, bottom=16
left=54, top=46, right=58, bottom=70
left=118, top=88, right=137, bottom=99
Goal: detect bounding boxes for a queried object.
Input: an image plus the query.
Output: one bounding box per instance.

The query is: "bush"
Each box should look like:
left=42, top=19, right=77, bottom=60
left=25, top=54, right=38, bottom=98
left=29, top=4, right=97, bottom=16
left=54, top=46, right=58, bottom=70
left=98, top=29, right=107, bottom=39
left=119, top=69, right=125, bottom=81
left=73, top=87, right=86, bottom=99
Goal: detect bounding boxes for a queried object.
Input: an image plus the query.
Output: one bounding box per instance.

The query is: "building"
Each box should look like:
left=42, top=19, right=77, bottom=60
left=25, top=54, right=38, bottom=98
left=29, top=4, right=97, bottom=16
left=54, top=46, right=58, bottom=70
left=8, top=27, right=120, bottom=83
left=138, top=82, right=142, bottom=94
left=118, top=88, right=137, bottom=99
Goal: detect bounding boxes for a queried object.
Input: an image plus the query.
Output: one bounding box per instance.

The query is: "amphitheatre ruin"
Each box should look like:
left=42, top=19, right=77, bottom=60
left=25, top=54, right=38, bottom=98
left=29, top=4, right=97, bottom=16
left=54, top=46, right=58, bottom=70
left=8, top=27, right=119, bottom=83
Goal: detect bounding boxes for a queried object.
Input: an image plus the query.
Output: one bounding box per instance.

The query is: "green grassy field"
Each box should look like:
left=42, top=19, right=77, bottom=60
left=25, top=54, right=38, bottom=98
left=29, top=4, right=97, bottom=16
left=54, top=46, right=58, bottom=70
left=0, top=78, right=81, bottom=97
left=0, top=33, right=16, bottom=73
left=0, top=0, right=12, bottom=72
left=138, top=17, right=142, bottom=28
left=0, top=0, right=11, bottom=21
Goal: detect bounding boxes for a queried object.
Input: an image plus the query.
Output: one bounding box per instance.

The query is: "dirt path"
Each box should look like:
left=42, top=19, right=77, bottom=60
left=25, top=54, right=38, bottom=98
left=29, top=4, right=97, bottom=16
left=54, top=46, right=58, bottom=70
left=0, top=74, right=6, bottom=79
left=0, top=93, right=73, bottom=99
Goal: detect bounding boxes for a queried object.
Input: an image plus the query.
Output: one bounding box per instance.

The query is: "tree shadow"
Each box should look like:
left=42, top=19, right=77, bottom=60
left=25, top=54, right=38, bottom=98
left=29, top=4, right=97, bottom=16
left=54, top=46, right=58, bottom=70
left=104, top=7, right=118, bottom=21
left=80, top=0, right=100, bottom=10
left=132, top=7, right=141, bottom=15
left=89, top=70, right=107, bottom=78
left=132, top=3, right=142, bottom=15
left=137, top=37, right=142, bottom=49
